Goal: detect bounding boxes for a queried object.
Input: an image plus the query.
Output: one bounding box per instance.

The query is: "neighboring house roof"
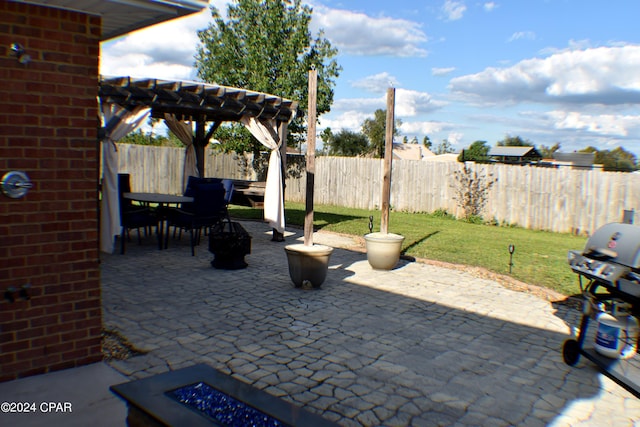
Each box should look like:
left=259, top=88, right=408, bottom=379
left=392, top=143, right=434, bottom=161
left=12, top=0, right=207, bottom=40
left=488, top=146, right=540, bottom=157
left=423, top=153, right=459, bottom=163
left=552, top=152, right=596, bottom=168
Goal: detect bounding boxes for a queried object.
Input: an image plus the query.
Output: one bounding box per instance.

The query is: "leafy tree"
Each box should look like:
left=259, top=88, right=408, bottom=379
left=410, top=136, right=419, bottom=144
left=497, top=135, right=533, bottom=147
left=402, top=136, right=408, bottom=144
left=434, top=139, right=455, bottom=155
left=458, top=140, right=490, bottom=162
left=580, top=146, right=638, bottom=172
left=119, top=130, right=182, bottom=147
left=423, top=136, right=432, bottom=150
left=323, top=129, right=369, bottom=157
left=196, top=0, right=341, bottom=152
left=538, top=142, right=561, bottom=159
left=210, top=123, right=255, bottom=153
left=361, top=109, right=402, bottom=158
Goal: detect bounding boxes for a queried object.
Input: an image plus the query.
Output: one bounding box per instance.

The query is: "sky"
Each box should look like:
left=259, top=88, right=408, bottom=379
left=100, top=0, right=640, bottom=156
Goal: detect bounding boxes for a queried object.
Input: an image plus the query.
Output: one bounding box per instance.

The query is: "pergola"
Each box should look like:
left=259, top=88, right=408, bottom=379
left=98, top=76, right=300, bottom=253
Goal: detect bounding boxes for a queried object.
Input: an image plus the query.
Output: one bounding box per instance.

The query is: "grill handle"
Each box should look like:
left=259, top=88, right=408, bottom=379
left=585, top=247, right=618, bottom=259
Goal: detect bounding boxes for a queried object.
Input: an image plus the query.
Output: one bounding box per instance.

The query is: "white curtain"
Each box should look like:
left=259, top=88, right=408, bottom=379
left=99, top=103, right=151, bottom=253
left=164, top=113, right=198, bottom=192
left=240, top=116, right=285, bottom=233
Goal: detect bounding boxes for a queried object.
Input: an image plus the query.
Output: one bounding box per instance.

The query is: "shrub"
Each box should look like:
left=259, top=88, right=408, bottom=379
left=452, top=164, right=496, bottom=220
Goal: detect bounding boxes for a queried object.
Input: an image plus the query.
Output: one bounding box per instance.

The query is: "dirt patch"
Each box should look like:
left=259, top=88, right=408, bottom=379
left=102, top=329, right=147, bottom=361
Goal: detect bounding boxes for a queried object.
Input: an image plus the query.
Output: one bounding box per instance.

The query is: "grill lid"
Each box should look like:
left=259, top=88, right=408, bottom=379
left=583, top=223, right=640, bottom=269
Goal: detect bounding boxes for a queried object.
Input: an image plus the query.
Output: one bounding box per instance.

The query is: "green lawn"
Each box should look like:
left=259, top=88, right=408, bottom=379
left=229, top=203, right=587, bottom=296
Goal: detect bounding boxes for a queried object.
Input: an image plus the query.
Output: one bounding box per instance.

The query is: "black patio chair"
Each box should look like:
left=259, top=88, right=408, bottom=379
left=166, top=176, right=224, bottom=242
left=118, top=173, right=158, bottom=254
left=165, top=181, right=227, bottom=256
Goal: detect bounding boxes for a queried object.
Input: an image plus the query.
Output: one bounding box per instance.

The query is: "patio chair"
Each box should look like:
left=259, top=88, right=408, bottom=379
left=167, top=176, right=224, bottom=241
left=165, top=181, right=227, bottom=256
left=118, top=173, right=158, bottom=254
left=222, top=179, right=234, bottom=223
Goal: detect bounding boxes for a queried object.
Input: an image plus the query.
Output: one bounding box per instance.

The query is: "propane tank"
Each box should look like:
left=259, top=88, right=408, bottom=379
left=594, top=304, right=639, bottom=359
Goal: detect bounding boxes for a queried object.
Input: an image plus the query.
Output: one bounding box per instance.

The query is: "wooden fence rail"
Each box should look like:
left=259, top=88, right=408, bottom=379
left=116, top=144, right=640, bottom=235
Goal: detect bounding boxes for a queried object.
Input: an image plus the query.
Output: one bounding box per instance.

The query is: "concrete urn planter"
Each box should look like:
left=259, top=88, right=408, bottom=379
left=364, top=232, right=405, bottom=270
left=284, top=244, right=334, bottom=288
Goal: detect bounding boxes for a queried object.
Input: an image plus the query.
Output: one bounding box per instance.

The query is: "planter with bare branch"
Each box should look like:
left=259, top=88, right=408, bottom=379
left=285, top=67, right=333, bottom=288
left=364, top=87, right=404, bottom=270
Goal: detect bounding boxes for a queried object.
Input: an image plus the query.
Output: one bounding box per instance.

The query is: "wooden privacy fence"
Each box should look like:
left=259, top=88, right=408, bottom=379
left=116, top=144, right=640, bottom=235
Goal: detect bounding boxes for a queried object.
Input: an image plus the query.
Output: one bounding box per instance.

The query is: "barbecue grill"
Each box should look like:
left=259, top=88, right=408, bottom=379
left=563, top=222, right=640, bottom=397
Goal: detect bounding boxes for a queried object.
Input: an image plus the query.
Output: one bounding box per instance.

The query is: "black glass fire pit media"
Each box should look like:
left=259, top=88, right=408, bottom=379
left=169, top=382, right=288, bottom=427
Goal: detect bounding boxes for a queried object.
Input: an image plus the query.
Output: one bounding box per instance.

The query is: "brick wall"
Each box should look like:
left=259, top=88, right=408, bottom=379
left=0, top=2, right=102, bottom=381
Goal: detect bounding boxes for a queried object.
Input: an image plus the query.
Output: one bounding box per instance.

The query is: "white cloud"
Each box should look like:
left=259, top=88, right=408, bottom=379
left=446, top=132, right=464, bottom=145
left=100, top=5, right=215, bottom=80
left=332, top=87, right=443, bottom=118
left=318, top=111, right=371, bottom=132
left=432, top=67, right=456, bottom=76
left=448, top=45, right=640, bottom=105
left=545, top=110, right=640, bottom=137
left=441, top=0, right=467, bottom=21
left=483, top=2, right=498, bottom=12
left=400, top=120, right=448, bottom=136
left=312, top=5, right=428, bottom=57
left=508, top=31, right=536, bottom=42
left=351, top=72, right=399, bottom=93
left=396, top=89, right=444, bottom=116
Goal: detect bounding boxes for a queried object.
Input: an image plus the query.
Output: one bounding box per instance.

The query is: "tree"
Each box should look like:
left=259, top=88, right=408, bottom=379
left=497, top=135, right=533, bottom=147
left=361, top=109, right=402, bottom=158
left=423, top=136, right=432, bottom=150
left=458, top=140, right=490, bottom=162
left=434, top=139, right=455, bottom=155
left=196, top=0, right=341, bottom=152
left=580, top=146, right=638, bottom=172
left=323, top=129, right=369, bottom=157
left=538, top=142, right=561, bottom=159
left=119, top=130, right=182, bottom=147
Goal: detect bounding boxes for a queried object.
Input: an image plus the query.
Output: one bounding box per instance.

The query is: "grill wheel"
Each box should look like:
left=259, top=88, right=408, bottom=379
left=563, top=339, right=581, bottom=366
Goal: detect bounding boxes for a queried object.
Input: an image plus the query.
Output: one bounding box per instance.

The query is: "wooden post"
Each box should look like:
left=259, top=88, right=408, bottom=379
left=304, top=68, right=318, bottom=246
left=380, top=87, right=395, bottom=234
left=194, top=119, right=205, bottom=178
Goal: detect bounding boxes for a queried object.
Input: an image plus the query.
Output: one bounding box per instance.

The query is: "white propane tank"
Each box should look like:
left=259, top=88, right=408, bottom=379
left=594, top=308, right=639, bottom=359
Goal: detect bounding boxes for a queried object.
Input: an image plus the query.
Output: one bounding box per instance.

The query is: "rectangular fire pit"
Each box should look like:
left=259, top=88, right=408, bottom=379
left=110, top=364, right=338, bottom=427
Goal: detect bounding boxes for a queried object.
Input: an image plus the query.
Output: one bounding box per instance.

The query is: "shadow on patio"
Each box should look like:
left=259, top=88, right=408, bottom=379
left=101, top=220, right=639, bottom=426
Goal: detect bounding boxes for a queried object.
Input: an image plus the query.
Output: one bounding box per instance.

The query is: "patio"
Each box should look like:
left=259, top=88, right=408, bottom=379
left=99, top=220, right=639, bottom=426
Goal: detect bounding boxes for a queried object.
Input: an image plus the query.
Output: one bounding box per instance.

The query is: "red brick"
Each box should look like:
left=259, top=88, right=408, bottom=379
left=0, top=0, right=100, bottom=381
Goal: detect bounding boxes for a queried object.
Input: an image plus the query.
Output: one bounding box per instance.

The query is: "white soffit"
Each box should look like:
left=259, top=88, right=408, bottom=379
left=11, top=0, right=208, bottom=40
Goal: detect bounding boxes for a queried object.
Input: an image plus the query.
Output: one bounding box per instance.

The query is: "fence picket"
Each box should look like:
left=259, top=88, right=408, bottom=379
left=115, top=144, right=640, bottom=235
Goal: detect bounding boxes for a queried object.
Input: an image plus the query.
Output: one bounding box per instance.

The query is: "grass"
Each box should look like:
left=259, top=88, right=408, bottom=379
left=229, top=203, right=587, bottom=296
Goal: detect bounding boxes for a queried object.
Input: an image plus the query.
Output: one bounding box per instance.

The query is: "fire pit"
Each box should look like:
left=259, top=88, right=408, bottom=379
left=110, top=364, right=339, bottom=427
left=562, top=222, right=640, bottom=397
left=209, top=221, right=251, bottom=269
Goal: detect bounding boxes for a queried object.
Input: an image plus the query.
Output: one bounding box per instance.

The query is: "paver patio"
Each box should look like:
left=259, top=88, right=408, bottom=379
left=101, top=220, right=640, bottom=426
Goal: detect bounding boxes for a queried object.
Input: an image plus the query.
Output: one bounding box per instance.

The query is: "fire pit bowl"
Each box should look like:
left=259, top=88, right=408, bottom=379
left=110, top=364, right=339, bottom=427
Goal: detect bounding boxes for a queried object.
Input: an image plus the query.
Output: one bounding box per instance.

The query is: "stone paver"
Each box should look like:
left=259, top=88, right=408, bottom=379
left=101, top=220, right=640, bottom=426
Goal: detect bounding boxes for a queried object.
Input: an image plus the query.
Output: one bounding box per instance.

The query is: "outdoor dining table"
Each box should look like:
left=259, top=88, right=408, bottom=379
left=123, top=192, right=194, bottom=250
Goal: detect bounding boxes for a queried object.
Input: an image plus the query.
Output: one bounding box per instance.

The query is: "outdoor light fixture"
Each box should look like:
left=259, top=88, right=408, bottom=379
left=10, top=43, right=31, bottom=64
